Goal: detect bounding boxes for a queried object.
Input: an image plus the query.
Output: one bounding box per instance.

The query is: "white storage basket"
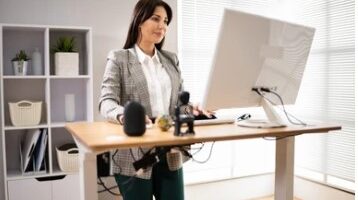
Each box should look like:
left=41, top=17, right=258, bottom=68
left=9, top=100, right=42, bottom=126
left=56, top=143, right=79, bottom=172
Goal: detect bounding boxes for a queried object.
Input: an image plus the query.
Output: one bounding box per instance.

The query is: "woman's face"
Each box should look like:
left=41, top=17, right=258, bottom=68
left=139, top=6, right=168, bottom=45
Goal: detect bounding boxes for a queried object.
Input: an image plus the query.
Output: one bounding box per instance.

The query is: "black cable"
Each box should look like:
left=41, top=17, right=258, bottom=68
left=96, top=150, right=122, bottom=196
left=111, top=150, right=123, bottom=173
left=143, top=147, right=155, bottom=156
left=255, top=88, right=307, bottom=126
left=252, top=87, right=306, bottom=140
left=111, top=145, right=203, bottom=197
left=97, top=176, right=121, bottom=196
left=110, top=149, right=139, bottom=196
left=98, top=174, right=139, bottom=196
left=191, top=142, right=215, bottom=164
left=129, top=148, right=137, bottom=161
left=110, top=149, right=136, bottom=196
left=191, top=143, right=205, bottom=150
left=112, top=149, right=118, bottom=158
left=117, top=174, right=138, bottom=195
left=115, top=147, right=165, bottom=195
left=139, top=147, right=145, bottom=155
left=98, top=185, right=119, bottom=193
left=190, top=143, right=205, bottom=156
left=266, top=90, right=307, bottom=126
left=109, top=147, right=154, bottom=196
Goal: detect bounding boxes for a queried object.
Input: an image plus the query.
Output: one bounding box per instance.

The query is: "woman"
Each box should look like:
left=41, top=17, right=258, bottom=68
left=99, top=0, right=209, bottom=199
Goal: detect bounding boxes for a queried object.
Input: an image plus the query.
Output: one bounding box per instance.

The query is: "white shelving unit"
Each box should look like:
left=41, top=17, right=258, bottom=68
left=0, top=24, right=93, bottom=200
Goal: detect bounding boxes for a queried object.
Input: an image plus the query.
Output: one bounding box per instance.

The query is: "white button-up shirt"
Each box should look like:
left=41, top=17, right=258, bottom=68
left=135, top=45, right=172, bottom=117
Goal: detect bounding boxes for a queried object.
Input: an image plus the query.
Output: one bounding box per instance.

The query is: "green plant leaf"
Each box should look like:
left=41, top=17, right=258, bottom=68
left=11, top=50, right=30, bottom=61
left=52, top=36, right=77, bottom=53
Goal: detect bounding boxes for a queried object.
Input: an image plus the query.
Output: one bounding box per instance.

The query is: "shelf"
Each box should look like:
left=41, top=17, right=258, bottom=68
left=52, top=169, right=77, bottom=176
left=7, top=169, right=75, bottom=181
left=51, top=121, right=89, bottom=128
left=50, top=122, right=66, bottom=128
left=2, top=75, right=90, bottom=79
left=3, top=25, right=46, bottom=32
left=49, top=30, right=90, bottom=76
left=3, top=79, right=47, bottom=126
left=1, top=24, right=92, bottom=200
left=4, top=123, right=48, bottom=130
left=49, top=75, right=90, bottom=79
left=3, top=75, right=47, bottom=79
left=7, top=169, right=49, bottom=181
left=2, top=27, right=46, bottom=76
left=50, top=79, right=89, bottom=122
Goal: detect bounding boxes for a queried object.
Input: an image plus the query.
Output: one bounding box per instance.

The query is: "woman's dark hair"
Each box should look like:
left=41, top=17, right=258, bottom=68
left=123, top=0, right=172, bottom=50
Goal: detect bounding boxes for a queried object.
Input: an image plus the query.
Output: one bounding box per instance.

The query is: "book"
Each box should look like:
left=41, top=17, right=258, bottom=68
left=34, top=129, right=48, bottom=171
left=21, top=129, right=41, bottom=173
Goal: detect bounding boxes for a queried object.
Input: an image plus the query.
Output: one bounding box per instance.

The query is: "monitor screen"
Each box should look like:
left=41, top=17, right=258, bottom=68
left=201, top=9, right=315, bottom=115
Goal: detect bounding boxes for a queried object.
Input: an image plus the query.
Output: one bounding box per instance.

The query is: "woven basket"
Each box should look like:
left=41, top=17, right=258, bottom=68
left=56, top=143, right=79, bottom=172
left=9, top=100, right=42, bottom=126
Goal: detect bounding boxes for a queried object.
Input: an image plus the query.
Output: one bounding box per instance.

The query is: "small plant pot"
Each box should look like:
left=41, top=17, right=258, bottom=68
left=55, top=52, right=79, bottom=76
left=12, top=61, right=28, bottom=76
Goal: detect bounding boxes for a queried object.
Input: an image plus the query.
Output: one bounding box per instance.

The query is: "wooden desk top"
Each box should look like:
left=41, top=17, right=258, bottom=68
left=65, top=121, right=341, bottom=152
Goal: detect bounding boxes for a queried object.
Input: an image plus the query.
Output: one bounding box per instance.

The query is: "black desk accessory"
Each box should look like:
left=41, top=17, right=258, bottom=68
left=123, top=101, right=146, bottom=136
left=174, top=91, right=195, bottom=136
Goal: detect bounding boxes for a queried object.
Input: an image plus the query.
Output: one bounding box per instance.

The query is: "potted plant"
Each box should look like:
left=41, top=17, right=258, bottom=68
left=52, top=36, right=79, bottom=76
left=12, top=50, right=30, bottom=75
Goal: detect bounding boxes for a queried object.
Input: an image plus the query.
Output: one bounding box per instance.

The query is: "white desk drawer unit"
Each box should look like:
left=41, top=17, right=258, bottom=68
left=7, top=174, right=80, bottom=200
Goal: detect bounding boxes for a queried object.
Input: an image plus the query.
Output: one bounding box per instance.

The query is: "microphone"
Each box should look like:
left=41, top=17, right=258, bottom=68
left=179, top=91, right=190, bottom=105
left=123, top=101, right=146, bottom=136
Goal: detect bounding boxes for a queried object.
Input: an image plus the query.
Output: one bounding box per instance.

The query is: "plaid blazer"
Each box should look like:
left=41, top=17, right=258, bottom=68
left=99, top=47, right=186, bottom=179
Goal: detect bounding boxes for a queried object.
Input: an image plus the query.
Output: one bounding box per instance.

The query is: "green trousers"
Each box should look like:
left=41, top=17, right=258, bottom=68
left=114, top=154, right=184, bottom=200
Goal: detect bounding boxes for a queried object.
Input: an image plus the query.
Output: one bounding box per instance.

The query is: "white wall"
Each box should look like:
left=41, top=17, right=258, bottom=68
left=0, top=1, right=177, bottom=200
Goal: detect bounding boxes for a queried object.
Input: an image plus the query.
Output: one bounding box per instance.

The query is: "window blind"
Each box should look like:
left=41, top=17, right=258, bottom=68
left=179, top=0, right=355, bottom=191
left=179, top=0, right=278, bottom=185
left=291, top=0, right=355, bottom=191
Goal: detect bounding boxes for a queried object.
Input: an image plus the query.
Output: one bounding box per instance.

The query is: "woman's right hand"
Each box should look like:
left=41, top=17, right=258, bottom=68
left=192, top=103, right=215, bottom=118
left=117, top=114, right=124, bottom=124
left=117, top=114, right=152, bottom=126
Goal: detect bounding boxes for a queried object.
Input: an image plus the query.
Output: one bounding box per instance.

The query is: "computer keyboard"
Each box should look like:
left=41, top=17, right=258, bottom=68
left=194, top=118, right=235, bottom=126
left=194, top=114, right=217, bottom=120
left=170, top=114, right=234, bottom=126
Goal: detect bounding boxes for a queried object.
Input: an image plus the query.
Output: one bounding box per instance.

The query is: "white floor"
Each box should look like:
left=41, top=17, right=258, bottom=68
left=97, top=174, right=354, bottom=200
left=185, top=174, right=354, bottom=200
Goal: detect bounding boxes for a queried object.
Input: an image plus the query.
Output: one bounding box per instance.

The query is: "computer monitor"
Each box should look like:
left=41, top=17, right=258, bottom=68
left=201, top=9, right=315, bottom=127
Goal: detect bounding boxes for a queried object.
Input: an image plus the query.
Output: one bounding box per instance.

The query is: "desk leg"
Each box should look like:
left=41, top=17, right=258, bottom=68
left=275, top=136, right=295, bottom=200
left=78, top=147, right=98, bottom=200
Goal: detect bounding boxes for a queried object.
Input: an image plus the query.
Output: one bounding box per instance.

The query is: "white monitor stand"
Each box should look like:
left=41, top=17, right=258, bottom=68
left=236, top=98, right=286, bottom=128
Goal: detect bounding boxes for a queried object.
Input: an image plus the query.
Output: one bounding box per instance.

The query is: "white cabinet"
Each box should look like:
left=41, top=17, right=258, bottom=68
left=8, top=178, right=52, bottom=200
left=52, top=174, right=81, bottom=200
left=8, top=174, right=80, bottom=200
left=0, top=24, right=93, bottom=200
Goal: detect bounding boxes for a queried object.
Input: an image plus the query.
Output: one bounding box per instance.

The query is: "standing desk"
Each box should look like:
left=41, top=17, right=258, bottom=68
left=65, top=121, right=341, bottom=200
